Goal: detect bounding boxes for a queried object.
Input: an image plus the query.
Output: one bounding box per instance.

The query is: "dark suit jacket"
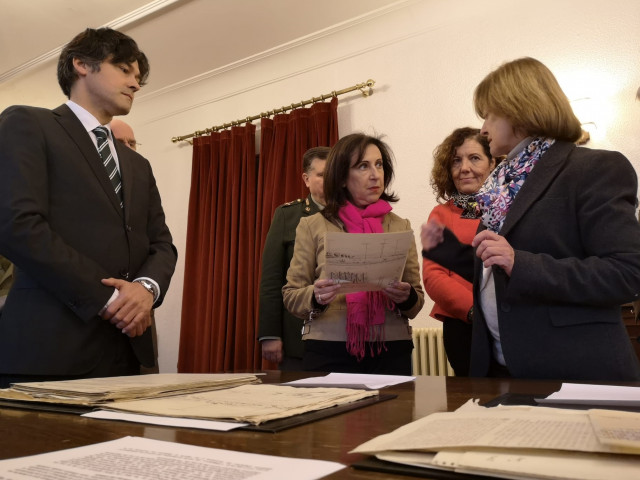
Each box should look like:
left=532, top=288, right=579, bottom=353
left=258, top=195, right=320, bottom=358
left=0, top=104, right=177, bottom=375
left=425, top=141, right=640, bottom=381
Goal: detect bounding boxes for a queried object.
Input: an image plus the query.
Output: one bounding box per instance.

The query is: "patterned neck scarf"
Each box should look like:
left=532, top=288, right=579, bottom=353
left=451, top=192, right=479, bottom=219
left=475, top=137, right=555, bottom=233
left=338, top=200, right=394, bottom=361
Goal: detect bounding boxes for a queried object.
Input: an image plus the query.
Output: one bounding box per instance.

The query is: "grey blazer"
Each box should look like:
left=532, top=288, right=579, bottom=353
left=425, top=141, right=640, bottom=381
left=0, top=104, right=177, bottom=375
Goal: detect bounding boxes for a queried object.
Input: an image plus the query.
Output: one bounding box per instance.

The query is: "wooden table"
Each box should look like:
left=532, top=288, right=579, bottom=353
left=0, top=372, right=632, bottom=479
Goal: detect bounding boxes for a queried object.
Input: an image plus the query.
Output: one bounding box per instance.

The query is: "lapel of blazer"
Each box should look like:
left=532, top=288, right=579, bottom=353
left=382, top=212, right=393, bottom=232
left=499, top=141, right=574, bottom=237
left=53, top=104, right=124, bottom=218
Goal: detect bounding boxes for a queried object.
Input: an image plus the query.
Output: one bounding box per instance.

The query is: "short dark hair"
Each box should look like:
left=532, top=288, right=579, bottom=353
left=323, top=133, right=398, bottom=224
left=57, top=28, right=149, bottom=98
left=431, top=127, right=492, bottom=202
left=302, top=146, right=330, bottom=173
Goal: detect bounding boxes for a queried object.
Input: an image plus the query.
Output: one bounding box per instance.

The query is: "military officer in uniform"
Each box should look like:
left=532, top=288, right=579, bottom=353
left=258, top=146, right=330, bottom=370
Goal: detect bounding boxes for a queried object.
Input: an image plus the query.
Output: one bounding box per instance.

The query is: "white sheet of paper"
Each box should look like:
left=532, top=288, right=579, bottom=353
left=0, top=436, right=345, bottom=480
left=537, top=383, right=640, bottom=406
left=324, top=230, right=414, bottom=293
left=83, top=409, right=247, bottom=431
left=283, top=372, right=414, bottom=390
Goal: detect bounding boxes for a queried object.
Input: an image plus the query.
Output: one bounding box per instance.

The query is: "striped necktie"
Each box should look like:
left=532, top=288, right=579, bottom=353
left=93, top=126, right=123, bottom=208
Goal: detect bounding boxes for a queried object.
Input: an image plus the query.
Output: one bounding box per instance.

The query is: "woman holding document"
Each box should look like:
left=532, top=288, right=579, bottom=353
left=283, top=133, right=424, bottom=374
left=421, top=57, right=640, bottom=381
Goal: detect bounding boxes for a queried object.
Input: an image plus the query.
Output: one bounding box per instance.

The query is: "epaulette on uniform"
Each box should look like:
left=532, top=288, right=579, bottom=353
left=282, top=198, right=304, bottom=207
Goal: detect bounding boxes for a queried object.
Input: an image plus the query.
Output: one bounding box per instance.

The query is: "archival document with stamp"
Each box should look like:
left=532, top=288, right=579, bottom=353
left=324, top=230, right=414, bottom=294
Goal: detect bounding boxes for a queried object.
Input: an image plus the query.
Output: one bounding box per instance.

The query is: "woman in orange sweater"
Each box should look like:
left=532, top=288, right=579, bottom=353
left=423, top=127, right=495, bottom=376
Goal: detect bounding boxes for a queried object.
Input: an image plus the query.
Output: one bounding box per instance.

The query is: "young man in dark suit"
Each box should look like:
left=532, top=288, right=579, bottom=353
left=0, top=28, right=177, bottom=387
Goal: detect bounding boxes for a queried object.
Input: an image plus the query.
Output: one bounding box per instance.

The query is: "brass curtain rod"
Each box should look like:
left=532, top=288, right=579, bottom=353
left=171, top=79, right=375, bottom=143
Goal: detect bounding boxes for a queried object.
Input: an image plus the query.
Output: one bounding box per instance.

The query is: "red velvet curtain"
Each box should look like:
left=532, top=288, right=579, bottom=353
left=179, top=98, right=338, bottom=372
left=178, top=125, right=257, bottom=372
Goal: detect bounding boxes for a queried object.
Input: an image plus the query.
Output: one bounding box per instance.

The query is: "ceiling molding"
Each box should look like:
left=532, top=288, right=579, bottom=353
left=0, top=0, right=182, bottom=84
left=143, top=20, right=438, bottom=128
left=137, top=0, right=418, bottom=104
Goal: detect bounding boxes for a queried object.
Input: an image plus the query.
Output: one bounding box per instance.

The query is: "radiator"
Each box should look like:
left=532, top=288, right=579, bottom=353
left=411, top=327, right=454, bottom=376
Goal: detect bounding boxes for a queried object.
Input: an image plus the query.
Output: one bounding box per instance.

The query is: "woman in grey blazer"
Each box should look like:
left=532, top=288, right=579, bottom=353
left=422, top=57, right=640, bottom=381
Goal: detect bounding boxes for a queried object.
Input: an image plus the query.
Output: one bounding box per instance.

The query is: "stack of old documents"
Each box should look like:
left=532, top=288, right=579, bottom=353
left=352, top=399, right=640, bottom=480
left=0, top=373, right=378, bottom=426
left=0, top=373, right=260, bottom=405
left=100, top=383, right=377, bottom=425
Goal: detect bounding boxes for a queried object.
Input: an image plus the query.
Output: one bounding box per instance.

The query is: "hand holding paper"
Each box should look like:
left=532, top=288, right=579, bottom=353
left=383, top=280, right=411, bottom=304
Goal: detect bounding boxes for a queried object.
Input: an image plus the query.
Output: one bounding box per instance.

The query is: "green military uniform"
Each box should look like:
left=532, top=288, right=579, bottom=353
left=258, top=195, right=321, bottom=364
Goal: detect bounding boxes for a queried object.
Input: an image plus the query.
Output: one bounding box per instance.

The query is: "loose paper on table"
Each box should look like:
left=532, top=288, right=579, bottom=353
left=0, top=436, right=344, bottom=480
left=538, top=382, right=640, bottom=407
left=284, top=372, right=415, bottom=390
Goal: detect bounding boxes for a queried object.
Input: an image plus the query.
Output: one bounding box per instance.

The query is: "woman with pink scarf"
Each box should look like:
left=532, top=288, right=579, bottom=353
left=283, top=133, right=424, bottom=374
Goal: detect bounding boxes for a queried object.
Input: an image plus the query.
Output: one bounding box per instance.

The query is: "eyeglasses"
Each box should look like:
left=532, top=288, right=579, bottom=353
left=117, top=139, right=142, bottom=150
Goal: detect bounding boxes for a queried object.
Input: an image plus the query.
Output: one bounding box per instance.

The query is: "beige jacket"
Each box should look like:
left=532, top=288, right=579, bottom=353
left=282, top=212, right=424, bottom=342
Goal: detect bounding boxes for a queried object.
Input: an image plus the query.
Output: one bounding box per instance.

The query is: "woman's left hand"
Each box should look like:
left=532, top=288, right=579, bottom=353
left=314, top=279, right=341, bottom=305
left=472, top=230, right=515, bottom=276
left=383, top=281, right=411, bottom=304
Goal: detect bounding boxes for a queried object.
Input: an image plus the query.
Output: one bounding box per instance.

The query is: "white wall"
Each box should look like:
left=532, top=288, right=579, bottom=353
left=3, top=0, right=640, bottom=372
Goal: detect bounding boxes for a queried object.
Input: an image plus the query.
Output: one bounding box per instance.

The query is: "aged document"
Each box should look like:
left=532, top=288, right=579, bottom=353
left=353, top=406, right=605, bottom=454
left=0, top=436, right=344, bottom=480
left=103, top=384, right=378, bottom=424
left=589, top=409, right=640, bottom=451
left=375, top=449, right=640, bottom=480
left=432, top=449, right=640, bottom=480
left=0, top=373, right=260, bottom=405
left=353, top=402, right=640, bottom=480
left=324, top=230, right=414, bottom=293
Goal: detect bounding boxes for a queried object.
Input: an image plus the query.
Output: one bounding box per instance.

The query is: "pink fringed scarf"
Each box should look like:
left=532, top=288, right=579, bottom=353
left=338, top=200, right=395, bottom=361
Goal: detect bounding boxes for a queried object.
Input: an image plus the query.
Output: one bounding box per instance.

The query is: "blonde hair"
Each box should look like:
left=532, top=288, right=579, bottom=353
left=474, top=57, right=582, bottom=142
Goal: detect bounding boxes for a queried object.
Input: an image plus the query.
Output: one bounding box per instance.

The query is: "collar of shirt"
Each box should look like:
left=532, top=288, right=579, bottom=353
left=66, top=100, right=120, bottom=171
left=310, top=195, right=325, bottom=210
left=506, top=136, right=535, bottom=162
